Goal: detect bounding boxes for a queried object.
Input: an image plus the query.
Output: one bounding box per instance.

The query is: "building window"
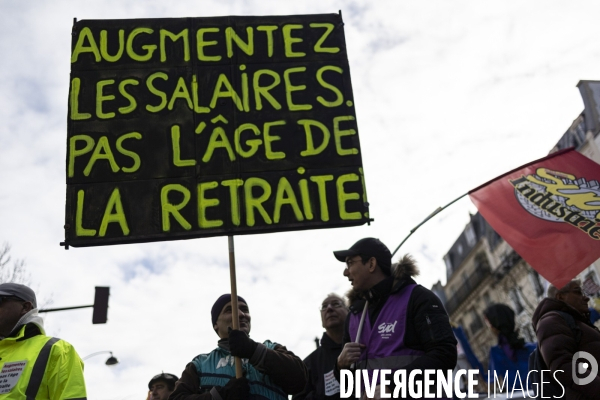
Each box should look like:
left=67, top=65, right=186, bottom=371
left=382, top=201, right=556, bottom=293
left=465, top=225, right=476, bottom=247
left=444, top=255, right=453, bottom=278
left=509, top=289, right=524, bottom=314
left=475, top=253, right=491, bottom=272
left=468, top=309, right=484, bottom=335
left=529, top=270, right=544, bottom=297
left=482, top=292, right=492, bottom=307
left=462, top=272, right=470, bottom=290
left=487, top=229, right=502, bottom=249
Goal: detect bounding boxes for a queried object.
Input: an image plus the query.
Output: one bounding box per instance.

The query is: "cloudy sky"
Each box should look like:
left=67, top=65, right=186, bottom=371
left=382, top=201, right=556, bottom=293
left=2, top=0, right=600, bottom=398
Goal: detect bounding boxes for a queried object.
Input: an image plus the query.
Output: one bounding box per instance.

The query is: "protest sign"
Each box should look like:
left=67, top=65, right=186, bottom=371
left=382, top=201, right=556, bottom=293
left=64, top=14, right=369, bottom=247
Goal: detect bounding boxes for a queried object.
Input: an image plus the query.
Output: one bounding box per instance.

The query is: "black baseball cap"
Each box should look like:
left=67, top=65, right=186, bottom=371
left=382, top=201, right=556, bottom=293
left=148, top=373, right=178, bottom=390
left=0, top=283, right=37, bottom=308
left=333, top=238, right=392, bottom=275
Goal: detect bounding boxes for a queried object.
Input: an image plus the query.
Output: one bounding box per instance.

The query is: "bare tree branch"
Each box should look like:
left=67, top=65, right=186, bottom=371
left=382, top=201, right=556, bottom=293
left=0, top=242, right=31, bottom=286
left=0, top=242, right=11, bottom=268
left=0, top=242, right=53, bottom=308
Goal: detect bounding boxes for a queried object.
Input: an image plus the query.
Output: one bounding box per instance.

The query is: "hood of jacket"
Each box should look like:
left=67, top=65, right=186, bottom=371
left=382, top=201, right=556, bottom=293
left=531, top=297, right=589, bottom=330
left=346, top=254, right=420, bottom=305
left=5, top=309, right=45, bottom=339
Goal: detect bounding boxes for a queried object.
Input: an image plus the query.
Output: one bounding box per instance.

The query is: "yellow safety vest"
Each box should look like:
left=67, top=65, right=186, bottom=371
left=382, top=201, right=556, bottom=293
left=0, top=324, right=86, bottom=399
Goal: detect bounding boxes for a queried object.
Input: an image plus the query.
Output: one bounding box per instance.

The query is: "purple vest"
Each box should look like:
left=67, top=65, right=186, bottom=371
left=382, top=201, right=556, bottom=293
left=349, top=284, right=451, bottom=399
left=349, top=284, right=423, bottom=374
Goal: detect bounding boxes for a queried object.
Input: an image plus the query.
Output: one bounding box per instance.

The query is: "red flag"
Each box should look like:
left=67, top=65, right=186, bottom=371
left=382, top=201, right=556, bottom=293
left=469, top=148, right=600, bottom=289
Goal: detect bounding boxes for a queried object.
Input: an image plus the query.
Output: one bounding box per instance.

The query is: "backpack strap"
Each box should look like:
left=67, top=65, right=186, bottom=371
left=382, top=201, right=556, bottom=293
left=553, top=311, right=582, bottom=344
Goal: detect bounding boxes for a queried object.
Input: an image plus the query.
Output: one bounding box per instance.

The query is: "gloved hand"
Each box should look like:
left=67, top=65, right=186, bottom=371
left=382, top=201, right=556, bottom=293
left=217, top=376, right=250, bottom=400
left=228, top=328, right=258, bottom=359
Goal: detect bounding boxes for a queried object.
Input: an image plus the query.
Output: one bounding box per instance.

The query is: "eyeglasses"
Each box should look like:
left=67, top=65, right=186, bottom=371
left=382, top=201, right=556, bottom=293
left=0, top=296, right=24, bottom=305
left=345, top=257, right=363, bottom=268
left=564, top=287, right=588, bottom=297
left=320, top=301, right=345, bottom=311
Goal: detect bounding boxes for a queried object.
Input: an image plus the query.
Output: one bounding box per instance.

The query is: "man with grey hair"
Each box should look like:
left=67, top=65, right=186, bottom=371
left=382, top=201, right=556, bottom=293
left=293, top=293, right=349, bottom=399
left=532, top=279, right=600, bottom=399
left=0, top=282, right=87, bottom=398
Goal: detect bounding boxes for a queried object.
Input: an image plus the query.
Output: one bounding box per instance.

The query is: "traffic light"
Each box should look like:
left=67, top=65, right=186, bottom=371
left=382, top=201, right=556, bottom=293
left=92, top=286, right=110, bottom=324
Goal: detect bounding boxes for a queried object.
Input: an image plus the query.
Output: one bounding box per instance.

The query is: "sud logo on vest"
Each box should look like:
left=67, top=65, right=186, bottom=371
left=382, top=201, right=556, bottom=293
left=377, top=321, right=397, bottom=339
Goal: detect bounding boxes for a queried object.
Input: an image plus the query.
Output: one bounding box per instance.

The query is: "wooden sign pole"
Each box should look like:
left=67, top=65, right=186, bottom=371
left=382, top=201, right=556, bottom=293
left=228, top=235, right=243, bottom=378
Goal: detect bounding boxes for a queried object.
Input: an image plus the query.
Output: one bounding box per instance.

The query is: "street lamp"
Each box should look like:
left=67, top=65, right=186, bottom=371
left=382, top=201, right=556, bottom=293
left=83, top=351, right=119, bottom=366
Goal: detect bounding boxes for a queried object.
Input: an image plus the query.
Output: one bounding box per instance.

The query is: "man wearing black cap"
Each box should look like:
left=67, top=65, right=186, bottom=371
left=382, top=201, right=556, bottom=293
left=170, top=294, right=307, bottom=399
left=0, top=282, right=87, bottom=398
left=148, top=372, right=178, bottom=400
left=333, top=238, right=457, bottom=395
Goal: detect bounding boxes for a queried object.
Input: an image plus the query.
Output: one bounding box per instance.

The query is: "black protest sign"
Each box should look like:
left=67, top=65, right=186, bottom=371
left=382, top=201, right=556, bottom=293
left=64, top=14, right=370, bottom=247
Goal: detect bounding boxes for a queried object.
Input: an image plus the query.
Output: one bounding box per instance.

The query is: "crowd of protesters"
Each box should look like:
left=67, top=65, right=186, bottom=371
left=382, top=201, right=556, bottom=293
left=2, top=237, right=600, bottom=399
left=0, top=237, right=459, bottom=399
left=161, top=237, right=458, bottom=399
left=136, top=243, right=599, bottom=400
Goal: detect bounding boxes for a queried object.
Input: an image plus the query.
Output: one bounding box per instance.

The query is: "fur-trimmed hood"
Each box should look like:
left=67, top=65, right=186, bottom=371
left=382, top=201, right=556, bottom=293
left=346, top=254, right=420, bottom=305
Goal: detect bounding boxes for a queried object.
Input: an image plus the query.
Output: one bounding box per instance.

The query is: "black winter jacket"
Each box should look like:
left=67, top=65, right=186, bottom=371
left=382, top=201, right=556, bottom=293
left=532, top=298, right=600, bottom=400
left=293, top=333, right=343, bottom=400
left=342, top=255, right=457, bottom=374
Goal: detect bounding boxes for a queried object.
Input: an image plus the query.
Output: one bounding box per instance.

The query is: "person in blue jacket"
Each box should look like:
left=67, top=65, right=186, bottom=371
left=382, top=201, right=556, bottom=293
left=484, top=303, right=536, bottom=391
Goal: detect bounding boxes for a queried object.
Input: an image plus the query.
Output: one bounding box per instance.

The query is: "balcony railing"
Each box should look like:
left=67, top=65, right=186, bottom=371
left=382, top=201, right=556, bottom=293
left=445, top=263, right=491, bottom=316
left=495, top=250, right=522, bottom=278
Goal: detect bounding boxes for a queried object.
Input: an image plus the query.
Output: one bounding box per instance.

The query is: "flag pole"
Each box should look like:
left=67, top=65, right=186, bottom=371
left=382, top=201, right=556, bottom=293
left=391, top=192, right=468, bottom=257
left=391, top=150, right=575, bottom=258
left=228, top=235, right=243, bottom=378
left=355, top=301, right=368, bottom=343
left=351, top=300, right=369, bottom=368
